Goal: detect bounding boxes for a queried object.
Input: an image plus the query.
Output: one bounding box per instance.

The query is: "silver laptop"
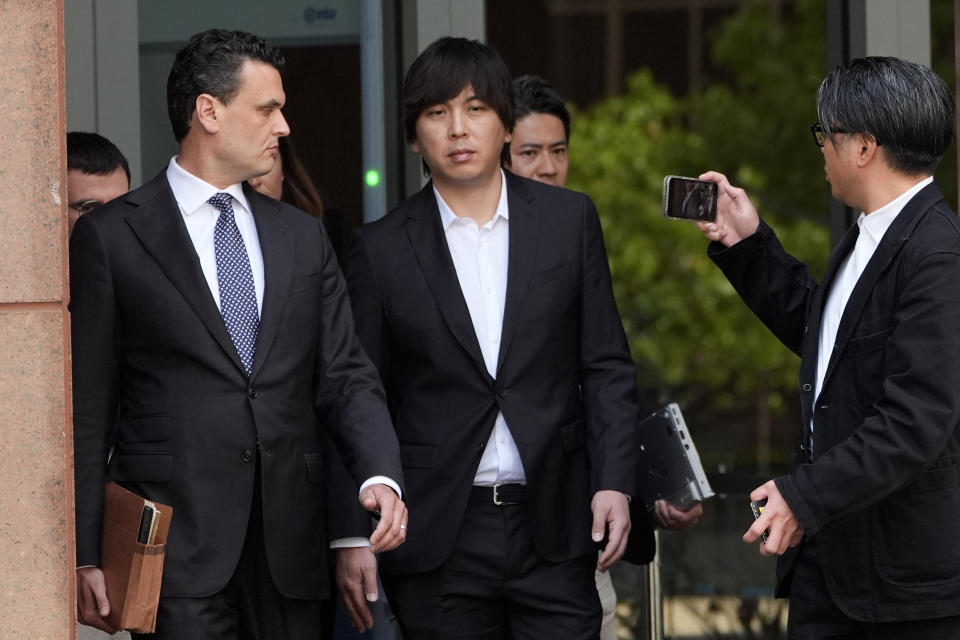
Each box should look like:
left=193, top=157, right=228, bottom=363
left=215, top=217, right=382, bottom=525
left=636, top=403, right=714, bottom=509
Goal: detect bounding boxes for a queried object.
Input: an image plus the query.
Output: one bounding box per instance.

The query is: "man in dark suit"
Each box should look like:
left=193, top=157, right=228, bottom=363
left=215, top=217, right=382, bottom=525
left=698, top=57, right=960, bottom=638
left=334, top=37, right=638, bottom=639
left=72, top=29, right=407, bottom=640
left=505, top=72, right=703, bottom=640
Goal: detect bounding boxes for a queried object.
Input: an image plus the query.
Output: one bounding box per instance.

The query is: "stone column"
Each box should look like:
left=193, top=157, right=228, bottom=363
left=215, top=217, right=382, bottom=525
left=0, top=1, right=74, bottom=638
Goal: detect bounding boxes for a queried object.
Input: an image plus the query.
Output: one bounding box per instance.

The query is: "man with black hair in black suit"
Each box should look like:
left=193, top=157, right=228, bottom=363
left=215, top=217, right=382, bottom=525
left=72, top=29, right=406, bottom=640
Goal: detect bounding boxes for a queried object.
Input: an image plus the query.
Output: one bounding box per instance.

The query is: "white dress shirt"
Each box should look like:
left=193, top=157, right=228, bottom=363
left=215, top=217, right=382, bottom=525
left=167, top=157, right=266, bottom=314
left=435, top=170, right=526, bottom=486
left=813, top=176, right=933, bottom=442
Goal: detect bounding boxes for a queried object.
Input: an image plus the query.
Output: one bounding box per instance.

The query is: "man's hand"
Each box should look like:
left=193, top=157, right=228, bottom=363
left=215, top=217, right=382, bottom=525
left=360, top=483, right=407, bottom=552
left=744, top=480, right=804, bottom=555
left=77, top=567, right=117, bottom=634
left=695, top=171, right=761, bottom=248
left=654, top=499, right=703, bottom=530
left=336, top=547, right=379, bottom=633
left=592, top=490, right=631, bottom=572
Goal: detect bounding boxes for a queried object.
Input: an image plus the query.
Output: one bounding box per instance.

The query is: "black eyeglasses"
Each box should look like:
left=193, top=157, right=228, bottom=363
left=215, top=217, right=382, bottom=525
left=810, top=123, right=848, bottom=147
left=68, top=199, right=103, bottom=214
left=810, top=123, right=881, bottom=148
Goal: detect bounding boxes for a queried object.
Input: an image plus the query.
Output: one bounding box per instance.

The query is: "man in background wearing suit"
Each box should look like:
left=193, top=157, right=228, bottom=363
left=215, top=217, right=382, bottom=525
left=337, top=37, right=638, bottom=639
left=506, top=72, right=703, bottom=640
left=72, top=29, right=406, bottom=640
left=66, top=131, right=131, bottom=234
left=699, top=57, right=960, bottom=637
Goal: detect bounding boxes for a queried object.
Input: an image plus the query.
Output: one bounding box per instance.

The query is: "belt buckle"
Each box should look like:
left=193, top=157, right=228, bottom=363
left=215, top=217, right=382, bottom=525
left=492, top=481, right=508, bottom=506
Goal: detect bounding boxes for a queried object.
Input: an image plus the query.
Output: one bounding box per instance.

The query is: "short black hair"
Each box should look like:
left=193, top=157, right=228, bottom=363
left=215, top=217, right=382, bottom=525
left=817, top=56, right=955, bottom=175
left=167, top=29, right=285, bottom=142
left=66, top=131, right=130, bottom=183
left=403, top=37, right=514, bottom=169
left=513, top=75, right=571, bottom=142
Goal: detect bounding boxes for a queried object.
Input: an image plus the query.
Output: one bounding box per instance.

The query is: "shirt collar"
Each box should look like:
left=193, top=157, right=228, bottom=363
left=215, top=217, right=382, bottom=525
left=434, top=169, right=510, bottom=231
left=858, top=176, right=933, bottom=244
left=166, top=156, right=252, bottom=216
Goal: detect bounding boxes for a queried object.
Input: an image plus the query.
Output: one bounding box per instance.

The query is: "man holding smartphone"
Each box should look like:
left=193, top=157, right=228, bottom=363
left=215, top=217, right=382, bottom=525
left=698, top=57, right=960, bottom=637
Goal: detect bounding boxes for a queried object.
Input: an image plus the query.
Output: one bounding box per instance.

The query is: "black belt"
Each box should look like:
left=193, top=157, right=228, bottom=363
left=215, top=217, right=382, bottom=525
left=470, top=483, right=527, bottom=505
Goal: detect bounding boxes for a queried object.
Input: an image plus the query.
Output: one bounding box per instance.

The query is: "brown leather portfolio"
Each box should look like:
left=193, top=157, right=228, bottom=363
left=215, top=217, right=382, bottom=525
left=100, top=482, right=173, bottom=633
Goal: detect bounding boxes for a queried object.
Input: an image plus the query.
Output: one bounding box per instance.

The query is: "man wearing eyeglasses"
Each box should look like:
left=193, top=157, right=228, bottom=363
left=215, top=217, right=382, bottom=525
left=698, top=57, right=960, bottom=638
left=66, top=131, right=131, bottom=234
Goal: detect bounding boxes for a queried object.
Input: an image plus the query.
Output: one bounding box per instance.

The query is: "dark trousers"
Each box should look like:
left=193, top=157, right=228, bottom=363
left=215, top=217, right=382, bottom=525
left=133, top=460, right=328, bottom=640
left=788, top=540, right=960, bottom=640
left=382, top=500, right=601, bottom=640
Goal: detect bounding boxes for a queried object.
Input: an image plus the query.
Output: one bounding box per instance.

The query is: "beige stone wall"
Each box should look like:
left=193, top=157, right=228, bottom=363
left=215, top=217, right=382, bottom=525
left=0, top=1, right=75, bottom=638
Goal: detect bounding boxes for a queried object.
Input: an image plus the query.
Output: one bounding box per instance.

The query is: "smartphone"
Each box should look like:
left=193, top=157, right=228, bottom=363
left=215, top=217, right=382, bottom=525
left=662, top=176, right=718, bottom=222
left=137, top=503, right=156, bottom=544
left=749, top=498, right=769, bottom=544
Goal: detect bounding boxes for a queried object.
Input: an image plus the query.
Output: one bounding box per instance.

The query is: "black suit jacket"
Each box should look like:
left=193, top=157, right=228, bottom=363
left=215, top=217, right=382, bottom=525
left=710, top=183, right=960, bottom=622
left=71, top=173, right=402, bottom=599
left=335, top=172, right=641, bottom=575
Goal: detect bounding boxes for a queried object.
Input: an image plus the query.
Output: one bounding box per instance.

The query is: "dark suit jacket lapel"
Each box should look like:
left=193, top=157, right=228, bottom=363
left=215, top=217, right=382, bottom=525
left=820, top=183, right=942, bottom=391
left=496, top=174, right=538, bottom=377
left=798, top=220, right=861, bottom=392
left=405, top=183, right=490, bottom=381
left=124, top=173, right=247, bottom=375
left=245, top=185, right=294, bottom=378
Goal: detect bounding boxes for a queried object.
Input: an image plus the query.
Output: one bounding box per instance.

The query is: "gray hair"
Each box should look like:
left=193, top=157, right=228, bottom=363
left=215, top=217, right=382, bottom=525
left=816, top=56, right=954, bottom=175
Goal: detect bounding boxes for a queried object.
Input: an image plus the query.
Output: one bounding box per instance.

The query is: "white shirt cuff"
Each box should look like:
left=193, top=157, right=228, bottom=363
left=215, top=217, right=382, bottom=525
left=329, top=536, right=371, bottom=549
left=359, top=476, right=401, bottom=499
left=327, top=477, right=401, bottom=549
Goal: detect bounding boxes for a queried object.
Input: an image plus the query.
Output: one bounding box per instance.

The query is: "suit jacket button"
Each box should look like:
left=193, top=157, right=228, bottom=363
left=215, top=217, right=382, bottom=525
left=801, top=383, right=812, bottom=392
left=248, top=386, right=257, bottom=399
left=241, top=449, right=254, bottom=462
left=496, top=387, right=509, bottom=398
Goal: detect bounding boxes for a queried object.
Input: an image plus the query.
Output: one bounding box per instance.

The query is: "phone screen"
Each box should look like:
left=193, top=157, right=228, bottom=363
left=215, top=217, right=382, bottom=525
left=663, top=176, right=718, bottom=222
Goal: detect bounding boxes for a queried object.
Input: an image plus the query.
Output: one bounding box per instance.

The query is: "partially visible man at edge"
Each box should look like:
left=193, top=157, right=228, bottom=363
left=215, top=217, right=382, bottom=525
left=698, top=56, right=960, bottom=638
left=66, top=131, right=131, bottom=234
left=72, top=28, right=406, bottom=640
left=506, top=73, right=703, bottom=640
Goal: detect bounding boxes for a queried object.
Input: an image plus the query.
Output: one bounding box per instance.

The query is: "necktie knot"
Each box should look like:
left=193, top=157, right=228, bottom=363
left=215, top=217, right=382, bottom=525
left=209, top=192, right=234, bottom=216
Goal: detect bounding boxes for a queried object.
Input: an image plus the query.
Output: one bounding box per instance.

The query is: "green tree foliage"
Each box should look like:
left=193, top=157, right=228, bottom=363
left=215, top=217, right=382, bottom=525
left=567, top=0, right=832, bottom=466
